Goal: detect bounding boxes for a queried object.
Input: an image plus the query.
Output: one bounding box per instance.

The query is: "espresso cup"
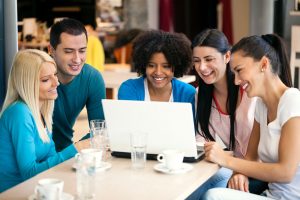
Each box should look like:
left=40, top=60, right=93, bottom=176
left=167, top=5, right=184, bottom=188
left=35, top=178, right=64, bottom=200
left=157, top=149, right=184, bottom=170
left=77, top=148, right=103, bottom=168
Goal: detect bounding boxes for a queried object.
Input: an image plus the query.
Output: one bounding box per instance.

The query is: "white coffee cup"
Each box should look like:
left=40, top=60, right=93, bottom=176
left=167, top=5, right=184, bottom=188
left=78, top=148, right=103, bottom=168
left=157, top=150, right=184, bottom=170
left=35, top=178, right=64, bottom=200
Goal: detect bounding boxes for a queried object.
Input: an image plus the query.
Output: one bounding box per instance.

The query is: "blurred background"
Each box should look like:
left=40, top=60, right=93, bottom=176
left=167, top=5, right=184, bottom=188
left=1, top=0, right=300, bottom=107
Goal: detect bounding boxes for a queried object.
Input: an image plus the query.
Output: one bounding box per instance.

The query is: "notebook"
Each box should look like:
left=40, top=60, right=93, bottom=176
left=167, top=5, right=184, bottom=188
left=102, top=99, right=204, bottom=162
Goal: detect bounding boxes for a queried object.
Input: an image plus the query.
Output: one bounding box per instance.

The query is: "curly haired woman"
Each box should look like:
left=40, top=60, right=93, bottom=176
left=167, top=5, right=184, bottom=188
left=118, top=30, right=196, bottom=113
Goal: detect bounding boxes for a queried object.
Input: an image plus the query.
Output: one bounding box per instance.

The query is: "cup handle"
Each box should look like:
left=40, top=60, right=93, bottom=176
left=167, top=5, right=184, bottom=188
left=75, top=153, right=82, bottom=168
left=34, top=186, right=39, bottom=197
left=157, top=154, right=164, bottom=162
left=75, top=153, right=81, bottom=160
left=35, top=185, right=45, bottom=200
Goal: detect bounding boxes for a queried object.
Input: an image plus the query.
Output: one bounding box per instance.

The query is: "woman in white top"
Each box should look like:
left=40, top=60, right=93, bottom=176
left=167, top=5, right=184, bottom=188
left=203, top=34, right=300, bottom=199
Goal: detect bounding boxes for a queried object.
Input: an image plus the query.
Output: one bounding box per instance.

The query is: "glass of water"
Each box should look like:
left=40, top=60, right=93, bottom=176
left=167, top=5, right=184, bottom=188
left=130, top=132, right=147, bottom=169
left=90, top=119, right=109, bottom=161
left=75, top=151, right=96, bottom=200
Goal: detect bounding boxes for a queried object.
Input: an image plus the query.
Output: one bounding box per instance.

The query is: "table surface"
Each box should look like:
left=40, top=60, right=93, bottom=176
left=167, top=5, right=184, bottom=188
left=0, top=156, right=219, bottom=200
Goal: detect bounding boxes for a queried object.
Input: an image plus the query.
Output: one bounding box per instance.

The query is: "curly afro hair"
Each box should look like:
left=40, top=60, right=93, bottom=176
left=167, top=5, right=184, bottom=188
left=132, top=30, right=192, bottom=78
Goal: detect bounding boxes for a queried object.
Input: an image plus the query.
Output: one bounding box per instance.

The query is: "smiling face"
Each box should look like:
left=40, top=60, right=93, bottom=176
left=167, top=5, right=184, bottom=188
left=50, top=32, right=87, bottom=84
left=230, top=50, right=263, bottom=97
left=145, top=52, right=174, bottom=90
left=39, top=62, right=59, bottom=105
left=193, top=46, right=229, bottom=85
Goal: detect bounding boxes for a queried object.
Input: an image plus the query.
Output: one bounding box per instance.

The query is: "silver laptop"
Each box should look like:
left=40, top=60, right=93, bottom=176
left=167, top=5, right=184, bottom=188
left=102, top=99, right=204, bottom=162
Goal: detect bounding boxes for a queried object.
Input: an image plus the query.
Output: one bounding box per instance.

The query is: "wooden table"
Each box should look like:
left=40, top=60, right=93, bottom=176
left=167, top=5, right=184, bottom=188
left=0, top=157, right=219, bottom=200
left=102, top=70, right=196, bottom=99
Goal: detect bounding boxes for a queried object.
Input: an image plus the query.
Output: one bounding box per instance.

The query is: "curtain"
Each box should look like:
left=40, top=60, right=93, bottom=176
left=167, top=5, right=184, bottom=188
left=159, top=0, right=174, bottom=32
left=219, top=0, right=233, bottom=44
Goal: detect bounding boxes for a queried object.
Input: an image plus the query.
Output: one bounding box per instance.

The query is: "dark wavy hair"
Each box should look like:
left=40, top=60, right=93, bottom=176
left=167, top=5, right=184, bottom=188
left=50, top=18, right=88, bottom=49
left=192, top=29, right=239, bottom=151
left=132, top=30, right=192, bottom=77
left=231, top=34, right=292, bottom=87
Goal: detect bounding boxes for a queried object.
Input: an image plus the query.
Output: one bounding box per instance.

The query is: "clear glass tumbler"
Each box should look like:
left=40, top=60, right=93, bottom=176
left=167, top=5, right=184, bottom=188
left=75, top=151, right=96, bottom=200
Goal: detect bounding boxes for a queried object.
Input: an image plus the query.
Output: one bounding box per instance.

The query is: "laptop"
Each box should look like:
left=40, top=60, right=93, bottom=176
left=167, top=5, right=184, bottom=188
left=102, top=99, right=204, bottom=162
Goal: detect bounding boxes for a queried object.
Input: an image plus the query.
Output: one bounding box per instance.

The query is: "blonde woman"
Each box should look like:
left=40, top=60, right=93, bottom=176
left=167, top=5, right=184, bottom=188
left=0, top=49, right=88, bottom=192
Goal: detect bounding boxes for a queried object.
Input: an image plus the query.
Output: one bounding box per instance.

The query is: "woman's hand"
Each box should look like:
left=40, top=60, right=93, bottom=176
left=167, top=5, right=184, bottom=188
left=204, top=141, right=231, bottom=166
left=227, top=173, right=249, bottom=192
left=74, top=139, right=91, bottom=152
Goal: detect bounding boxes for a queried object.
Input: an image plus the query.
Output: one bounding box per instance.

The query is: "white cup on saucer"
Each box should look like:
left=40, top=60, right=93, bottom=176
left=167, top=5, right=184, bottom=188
left=35, top=178, right=64, bottom=200
left=78, top=148, right=103, bottom=168
left=157, top=149, right=184, bottom=171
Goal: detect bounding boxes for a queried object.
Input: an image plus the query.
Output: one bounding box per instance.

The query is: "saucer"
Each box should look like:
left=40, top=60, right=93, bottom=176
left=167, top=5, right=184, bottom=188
left=28, top=192, right=74, bottom=200
left=95, top=162, right=112, bottom=172
left=72, top=162, right=112, bottom=172
left=154, top=163, right=193, bottom=174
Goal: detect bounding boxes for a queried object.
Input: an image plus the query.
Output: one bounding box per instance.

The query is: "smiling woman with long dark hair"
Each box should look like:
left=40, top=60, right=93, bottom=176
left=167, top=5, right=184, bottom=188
left=187, top=29, right=257, bottom=199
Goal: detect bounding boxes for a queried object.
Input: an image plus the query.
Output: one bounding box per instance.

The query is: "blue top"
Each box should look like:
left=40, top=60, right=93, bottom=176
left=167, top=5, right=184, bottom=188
left=118, top=77, right=196, bottom=114
left=52, top=64, right=106, bottom=151
left=0, top=101, right=77, bottom=192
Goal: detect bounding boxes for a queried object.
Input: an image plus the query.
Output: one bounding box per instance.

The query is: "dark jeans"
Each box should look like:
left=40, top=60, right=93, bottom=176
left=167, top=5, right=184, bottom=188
left=248, top=178, right=269, bottom=195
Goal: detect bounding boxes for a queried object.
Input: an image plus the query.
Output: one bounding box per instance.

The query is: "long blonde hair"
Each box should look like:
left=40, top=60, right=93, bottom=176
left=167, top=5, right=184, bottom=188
left=0, top=49, right=57, bottom=142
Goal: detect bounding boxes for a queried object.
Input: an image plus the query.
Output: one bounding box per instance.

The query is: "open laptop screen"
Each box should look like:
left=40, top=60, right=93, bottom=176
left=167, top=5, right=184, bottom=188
left=102, top=99, right=203, bottom=162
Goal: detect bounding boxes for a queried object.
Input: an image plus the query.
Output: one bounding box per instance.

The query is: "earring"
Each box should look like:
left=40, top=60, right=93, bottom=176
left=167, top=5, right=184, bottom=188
left=261, top=68, right=265, bottom=72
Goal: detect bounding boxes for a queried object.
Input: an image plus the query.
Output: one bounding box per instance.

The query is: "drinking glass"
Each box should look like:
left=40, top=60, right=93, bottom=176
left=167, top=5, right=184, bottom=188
left=75, top=150, right=97, bottom=200
left=90, top=119, right=109, bottom=161
left=130, top=132, right=147, bottom=169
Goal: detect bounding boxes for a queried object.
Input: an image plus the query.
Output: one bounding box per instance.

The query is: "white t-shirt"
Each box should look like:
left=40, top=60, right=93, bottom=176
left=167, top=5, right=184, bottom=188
left=144, top=78, right=174, bottom=102
left=256, top=88, right=300, bottom=199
